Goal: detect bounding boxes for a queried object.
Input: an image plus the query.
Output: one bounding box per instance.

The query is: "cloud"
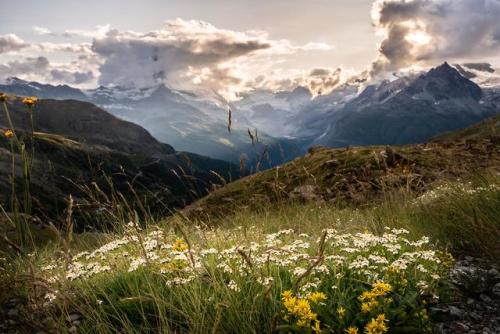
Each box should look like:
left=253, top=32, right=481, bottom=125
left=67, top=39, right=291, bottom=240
left=34, top=42, right=93, bottom=54
left=32, top=26, right=55, bottom=36
left=243, top=67, right=343, bottom=96
left=0, top=55, right=96, bottom=85
left=370, top=0, right=500, bottom=76
left=7, top=19, right=334, bottom=97
left=91, top=19, right=273, bottom=89
left=0, top=56, right=50, bottom=77
left=32, top=25, right=113, bottom=39
left=0, top=34, right=28, bottom=54
left=89, top=19, right=334, bottom=97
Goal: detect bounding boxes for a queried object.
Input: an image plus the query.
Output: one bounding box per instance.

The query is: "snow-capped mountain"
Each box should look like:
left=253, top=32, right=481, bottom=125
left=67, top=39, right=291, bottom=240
left=315, top=63, right=500, bottom=147
left=232, top=86, right=312, bottom=137
left=0, top=78, right=305, bottom=167
left=2, top=61, right=500, bottom=168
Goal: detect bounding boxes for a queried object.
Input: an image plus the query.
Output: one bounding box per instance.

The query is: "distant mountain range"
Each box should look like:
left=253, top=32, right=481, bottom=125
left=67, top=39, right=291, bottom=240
left=0, top=78, right=305, bottom=169
left=1, top=62, right=500, bottom=166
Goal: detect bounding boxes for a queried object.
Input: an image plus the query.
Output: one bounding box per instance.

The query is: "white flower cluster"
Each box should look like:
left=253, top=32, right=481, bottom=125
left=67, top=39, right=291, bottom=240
left=40, top=226, right=445, bottom=295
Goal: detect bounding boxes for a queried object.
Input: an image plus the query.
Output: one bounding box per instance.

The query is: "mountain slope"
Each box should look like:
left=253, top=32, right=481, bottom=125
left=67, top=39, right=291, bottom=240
left=184, top=114, right=500, bottom=221
left=3, top=99, right=175, bottom=156
left=0, top=98, right=239, bottom=226
left=316, top=63, right=499, bottom=147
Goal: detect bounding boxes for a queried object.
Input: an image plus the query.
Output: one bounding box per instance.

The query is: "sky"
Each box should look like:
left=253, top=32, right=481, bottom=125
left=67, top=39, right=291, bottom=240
left=1, top=0, right=500, bottom=99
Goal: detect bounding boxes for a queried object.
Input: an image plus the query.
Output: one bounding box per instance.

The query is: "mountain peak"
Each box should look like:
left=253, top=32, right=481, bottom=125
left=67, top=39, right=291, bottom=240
left=5, top=77, right=29, bottom=85
left=408, top=62, right=482, bottom=101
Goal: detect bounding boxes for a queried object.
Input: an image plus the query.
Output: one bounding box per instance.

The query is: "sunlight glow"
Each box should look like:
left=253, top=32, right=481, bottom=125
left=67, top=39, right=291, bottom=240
left=406, top=30, right=432, bottom=46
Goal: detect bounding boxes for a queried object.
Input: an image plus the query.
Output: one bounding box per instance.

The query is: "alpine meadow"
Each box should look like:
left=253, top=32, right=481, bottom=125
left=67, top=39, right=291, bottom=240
left=1, top=1, right=500, bottom=333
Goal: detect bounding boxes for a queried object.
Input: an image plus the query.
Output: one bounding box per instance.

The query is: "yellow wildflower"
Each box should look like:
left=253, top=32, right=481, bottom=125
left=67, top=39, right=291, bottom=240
left=312, top=320, right=321, bottom=333
left=372, top=281, right=392, bottom=296
left=0, top=92, right=7, bottom=102
left=282, top=290, right=293, bottom=300
left=359, top=290, right=376, bottom=302
left=364, top=314, right=388, bottom=334
left=281, top=290, right=318, bottom=328
left=297, top=318, right=308, bottom=328
left=346, top=327, right=359, bottom=334
left=361, top=300, right=379, bottom=313
left=22, top=96, right=37, bottom=108
left=3, top=129, right=14, bottom=139
left=308, top=291, right=327, bottom=304
left=283, top=295, right=298, bottom=313
left=337, top=306, right=346, bottom=319
left=172, top=238, right=188, bottom=252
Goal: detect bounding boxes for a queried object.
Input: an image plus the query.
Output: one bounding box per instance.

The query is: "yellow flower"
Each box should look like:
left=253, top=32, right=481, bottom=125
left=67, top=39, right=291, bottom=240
left=297, top=318, right=308, bottom=328
left=337, top=306, right=346, bottom=319
left=346, top=327, right=359, bottom=334
left=283, top=295, right=298, bottom=313
left=0, top=92, right=7, bottom=102
left=361, top=300, right=379, bottom=313
left=3, top=129, right=14, bottom=139
left=312, top=320, right=321, bottom=333
left=308, top=291, right=327, bottom=304
left=372, top=281, right=392, bottom=296
left=172, top=238, right=188, bottom=252
left=282, top=290, right=293, bottom=300
left=22, top=96, right=37, bottom=108
left=359, top=290, right=376, bottom=302
left=364, top=314, right=388, bottom=334
left=281, top=290, right=319, bottom=329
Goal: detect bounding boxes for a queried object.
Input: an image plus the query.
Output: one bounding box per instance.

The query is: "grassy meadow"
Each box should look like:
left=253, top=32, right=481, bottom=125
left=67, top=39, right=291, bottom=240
left=1, top=174, right=499, bottom=333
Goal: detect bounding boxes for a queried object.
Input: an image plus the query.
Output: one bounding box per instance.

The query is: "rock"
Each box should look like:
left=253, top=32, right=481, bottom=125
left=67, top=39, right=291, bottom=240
left=289, top=185, right=322, bottom=202
left=7, top=309, right=18, bottom=317
left=479, top=294, right=492, bottom=303
left=492, top=283, right=500, bottom=298
left=449, top=306, right=464, bottom=318
left=488, top=268, right=499, bottom=279
left=430, top=307, right=449, bottom=318
left=469, top=312, right=481, bottom=321
left=67, top=313, right=81, bottom=322
left=455, top=322, right=469, bottom=331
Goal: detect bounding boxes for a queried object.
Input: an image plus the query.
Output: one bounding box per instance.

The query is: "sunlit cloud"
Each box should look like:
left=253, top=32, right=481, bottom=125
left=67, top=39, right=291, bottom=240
left=370, top=0, right=500, bottom=76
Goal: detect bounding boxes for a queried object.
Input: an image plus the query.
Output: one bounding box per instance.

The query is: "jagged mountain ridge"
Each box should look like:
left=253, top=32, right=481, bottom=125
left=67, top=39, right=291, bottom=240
left=2, top=62, right=500, bottom=164
left=0, top=79, right=305, bottom=167
left=315, top=63, right=500, bottom=147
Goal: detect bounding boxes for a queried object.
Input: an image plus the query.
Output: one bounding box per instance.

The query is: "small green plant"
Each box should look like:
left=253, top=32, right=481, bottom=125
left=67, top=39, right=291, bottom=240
left=1, top=93, right=38, bottom=250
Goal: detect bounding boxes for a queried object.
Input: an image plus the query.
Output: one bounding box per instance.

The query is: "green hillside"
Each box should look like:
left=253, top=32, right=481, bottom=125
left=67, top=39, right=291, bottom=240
left=185, top=118, right=500, bottom=221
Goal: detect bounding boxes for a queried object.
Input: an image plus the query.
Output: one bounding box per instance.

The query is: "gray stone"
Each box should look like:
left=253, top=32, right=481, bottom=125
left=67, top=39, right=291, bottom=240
left=479, top=294, right=492, bottom=303
left=7, top=309, right=18, bottom=317
left=469, top=312, right=482, bottom=321
left=492, top=283, right=500, bottom=298
left=449, top=306, right=464, bottom=318
left=487, top=268, right=499, bottom=278
left=68, top=313, right=81, bottom=322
